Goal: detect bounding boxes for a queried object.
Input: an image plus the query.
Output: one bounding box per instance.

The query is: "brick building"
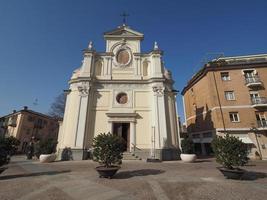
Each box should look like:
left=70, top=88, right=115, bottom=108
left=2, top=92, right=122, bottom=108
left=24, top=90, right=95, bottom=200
left=182, top=54, right=267, bottom=159
left=0, top=106, right=59, bottom=153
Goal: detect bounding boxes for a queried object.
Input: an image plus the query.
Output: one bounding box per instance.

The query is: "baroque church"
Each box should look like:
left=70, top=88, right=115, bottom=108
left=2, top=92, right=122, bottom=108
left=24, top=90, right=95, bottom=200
left=57, top=23, right=180, bottom=160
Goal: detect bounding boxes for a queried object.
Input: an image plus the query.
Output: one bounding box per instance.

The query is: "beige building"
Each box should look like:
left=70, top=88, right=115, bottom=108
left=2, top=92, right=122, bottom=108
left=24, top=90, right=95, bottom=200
left=182, top=54, right=267, bottom=159
left=57, top=24, right=180, bottom=160
left=0, top=106, right=59, bottom=152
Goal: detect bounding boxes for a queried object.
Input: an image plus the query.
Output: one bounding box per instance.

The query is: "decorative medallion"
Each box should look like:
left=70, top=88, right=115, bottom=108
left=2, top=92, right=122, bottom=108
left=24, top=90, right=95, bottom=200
left=116, top=49, right=130, bottom=64
left=113, top=44, right=132, bottom=67
left=116, top=92, right=128, bottom=104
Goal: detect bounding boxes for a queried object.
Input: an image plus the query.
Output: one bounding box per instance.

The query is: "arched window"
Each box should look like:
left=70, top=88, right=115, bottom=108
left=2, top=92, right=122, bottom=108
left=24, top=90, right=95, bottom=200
left=95, top=60, right=102, bottom=76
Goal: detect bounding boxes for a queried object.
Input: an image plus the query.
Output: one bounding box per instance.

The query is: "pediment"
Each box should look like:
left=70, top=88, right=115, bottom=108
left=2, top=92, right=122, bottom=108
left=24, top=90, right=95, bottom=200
left=104, top=26, right=144, bottom=40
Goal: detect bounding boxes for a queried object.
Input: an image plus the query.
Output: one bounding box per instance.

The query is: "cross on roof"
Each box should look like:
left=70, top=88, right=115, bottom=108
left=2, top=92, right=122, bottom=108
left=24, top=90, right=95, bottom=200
left=120, top=12, right=129, bottom=25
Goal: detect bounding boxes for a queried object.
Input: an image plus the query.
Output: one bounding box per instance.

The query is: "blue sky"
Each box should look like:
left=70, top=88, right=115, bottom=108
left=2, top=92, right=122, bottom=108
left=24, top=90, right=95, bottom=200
left=0, top=0, right=267, bottom=122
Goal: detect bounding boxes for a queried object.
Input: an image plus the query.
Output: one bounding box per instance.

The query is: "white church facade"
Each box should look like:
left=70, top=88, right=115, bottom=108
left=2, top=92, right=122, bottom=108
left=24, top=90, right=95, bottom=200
left=57, top=24, right=180, bottom=160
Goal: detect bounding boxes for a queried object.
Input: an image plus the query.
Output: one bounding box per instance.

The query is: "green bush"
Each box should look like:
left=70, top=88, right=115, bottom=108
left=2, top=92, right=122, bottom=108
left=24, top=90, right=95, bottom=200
left=0, top=136, right=20, bottom=155
left=39, top=138, right=58, bottom=154
left=181, top=137, right=194, bottom=154
left=212, top=134, right=248, bottom=169
left=92, top=133, right=125, bottom=168
left=0, top=136, right=20, bottom=167
left=0, top=148, right=8, bottom=167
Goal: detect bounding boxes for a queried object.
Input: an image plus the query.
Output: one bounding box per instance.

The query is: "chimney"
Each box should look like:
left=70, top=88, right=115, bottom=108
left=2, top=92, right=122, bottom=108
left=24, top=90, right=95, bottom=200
left=13, top=110, right=16, bottom=113
left=23, top=106, right=28, bottom=110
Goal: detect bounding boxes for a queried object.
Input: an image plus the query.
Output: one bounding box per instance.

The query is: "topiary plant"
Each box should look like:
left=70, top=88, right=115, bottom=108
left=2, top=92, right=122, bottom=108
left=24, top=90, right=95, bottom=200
left=212, top=134, right=248, bottom=169
left=39, top=138, right=58, bottom=154
left=92, top=133, right=125, bottom=168
left=181, top=137, right=195, bottom=154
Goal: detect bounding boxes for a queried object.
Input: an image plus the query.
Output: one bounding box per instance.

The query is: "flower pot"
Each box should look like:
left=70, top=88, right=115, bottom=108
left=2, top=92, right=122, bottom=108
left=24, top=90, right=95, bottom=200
left=180, top=153, right=197, bottom=162
left=39, top=154, right=57, bottom=163
left=95, top=166, right=120, bottom=179
left=217, top=167, right=245, bottom=180
left=0, top=166, right=8, bottom=174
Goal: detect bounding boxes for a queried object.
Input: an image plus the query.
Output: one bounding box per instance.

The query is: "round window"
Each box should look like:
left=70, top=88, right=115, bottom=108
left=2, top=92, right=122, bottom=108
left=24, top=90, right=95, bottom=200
left=116, top=49, right=130, bottom=65
left=116, top=93, right=128, bottom=104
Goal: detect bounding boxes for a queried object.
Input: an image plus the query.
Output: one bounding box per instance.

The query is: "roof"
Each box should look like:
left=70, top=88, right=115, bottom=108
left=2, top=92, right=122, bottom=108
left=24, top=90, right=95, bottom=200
left=181, top=53, right=267, bottom=95
left=104, top=25, right=144, bottom=40
left=0, top=108, right=60, bottom=121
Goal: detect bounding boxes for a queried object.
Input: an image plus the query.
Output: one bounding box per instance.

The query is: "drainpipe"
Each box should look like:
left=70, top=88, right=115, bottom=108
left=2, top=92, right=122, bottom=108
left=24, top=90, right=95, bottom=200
left=212, top=71, right=226, bottom=132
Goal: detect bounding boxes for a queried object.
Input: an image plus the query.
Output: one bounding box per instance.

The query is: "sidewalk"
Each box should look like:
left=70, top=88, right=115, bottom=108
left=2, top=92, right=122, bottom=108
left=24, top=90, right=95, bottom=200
left=0, top=156, right=267, bottom=200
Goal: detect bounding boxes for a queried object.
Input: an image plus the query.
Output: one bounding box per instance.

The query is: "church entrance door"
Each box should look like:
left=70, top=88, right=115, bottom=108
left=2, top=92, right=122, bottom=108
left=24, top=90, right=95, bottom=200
left=113, top=123, right=130, bottom=152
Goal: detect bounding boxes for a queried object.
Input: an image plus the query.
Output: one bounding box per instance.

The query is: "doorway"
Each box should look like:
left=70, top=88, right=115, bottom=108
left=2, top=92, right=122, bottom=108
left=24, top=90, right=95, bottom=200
left=113, top=123, right=130, bottom=151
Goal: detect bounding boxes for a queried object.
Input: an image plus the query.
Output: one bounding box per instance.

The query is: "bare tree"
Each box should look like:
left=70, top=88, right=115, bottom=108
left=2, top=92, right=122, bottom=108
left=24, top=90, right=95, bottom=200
left=49, top=93, right=66, bottom=119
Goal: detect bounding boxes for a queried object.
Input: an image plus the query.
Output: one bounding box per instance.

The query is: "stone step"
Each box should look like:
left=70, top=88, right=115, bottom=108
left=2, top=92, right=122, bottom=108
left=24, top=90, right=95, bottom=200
left=123, top=152, right=142, bottom=160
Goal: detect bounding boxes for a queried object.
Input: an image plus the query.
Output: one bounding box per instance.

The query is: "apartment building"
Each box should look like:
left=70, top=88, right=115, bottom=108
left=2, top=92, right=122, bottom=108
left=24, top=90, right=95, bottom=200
left=0, top=106, right=59, bottom=153
left=182, top=54, right=267, bottom=159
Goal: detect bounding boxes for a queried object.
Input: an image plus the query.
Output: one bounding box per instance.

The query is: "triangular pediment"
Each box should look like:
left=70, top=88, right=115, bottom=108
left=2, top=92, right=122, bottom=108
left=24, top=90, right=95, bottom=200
left=104, top=25, right=144, bottom=40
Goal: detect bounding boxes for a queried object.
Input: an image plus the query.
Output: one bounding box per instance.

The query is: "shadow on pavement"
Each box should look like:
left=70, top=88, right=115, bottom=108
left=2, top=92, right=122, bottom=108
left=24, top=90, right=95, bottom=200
left=114, top=169, right=165, bottom=179
left=0, top=170, right=71, bottom=180
left=241, top=170, right=267, bottom=181
left=194, top=160, right=212, bottom=163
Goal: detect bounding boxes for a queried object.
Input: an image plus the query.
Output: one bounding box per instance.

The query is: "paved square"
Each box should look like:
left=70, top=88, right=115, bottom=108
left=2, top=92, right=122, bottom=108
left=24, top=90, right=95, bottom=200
left=0, top=156, right=267, bottom=200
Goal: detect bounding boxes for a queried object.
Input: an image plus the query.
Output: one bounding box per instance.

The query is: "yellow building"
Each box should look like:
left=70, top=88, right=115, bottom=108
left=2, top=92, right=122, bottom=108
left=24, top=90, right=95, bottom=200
left=182, top=54, right=267, bottom=159
left=57, top=24, right=180, bottom=160
left=0, top=106, right=59, bottom=152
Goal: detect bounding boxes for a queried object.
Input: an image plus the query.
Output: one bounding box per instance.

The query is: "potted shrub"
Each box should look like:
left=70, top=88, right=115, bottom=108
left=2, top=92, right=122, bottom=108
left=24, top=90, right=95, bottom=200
left=92, top=133, right=125, bottom=178
left=212, top=134, right=248, bottom=179
left=39, top=138, right=58, bottom=163
left=180, top=137, right=197, bottom=162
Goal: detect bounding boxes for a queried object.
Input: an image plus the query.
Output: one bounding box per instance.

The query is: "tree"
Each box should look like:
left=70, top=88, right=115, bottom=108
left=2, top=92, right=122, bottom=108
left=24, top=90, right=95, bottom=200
left=212, top=134, right=248, bottom=169
left=49, top=93, right=66, bottom=119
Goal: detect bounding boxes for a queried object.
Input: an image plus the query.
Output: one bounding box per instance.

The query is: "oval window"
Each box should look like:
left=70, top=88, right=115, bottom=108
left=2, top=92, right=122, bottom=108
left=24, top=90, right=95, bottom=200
left=116, top=49, right=130, bottom=65
left=116, top=93, right=128, bottom=104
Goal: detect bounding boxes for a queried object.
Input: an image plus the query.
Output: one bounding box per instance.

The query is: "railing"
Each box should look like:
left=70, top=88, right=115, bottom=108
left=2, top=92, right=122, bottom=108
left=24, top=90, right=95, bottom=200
left=131, top=143, right=142, bottom=152
left=257, top=120, right=267, bottom=128
left=245, top=75, right=262, bottom=85
left=251, top=97, right=267, bottom=105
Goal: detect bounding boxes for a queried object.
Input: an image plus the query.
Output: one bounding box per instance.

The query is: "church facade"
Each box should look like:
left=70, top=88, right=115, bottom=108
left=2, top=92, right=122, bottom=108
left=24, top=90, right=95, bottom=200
left=57, top=24, right=180, bottom=160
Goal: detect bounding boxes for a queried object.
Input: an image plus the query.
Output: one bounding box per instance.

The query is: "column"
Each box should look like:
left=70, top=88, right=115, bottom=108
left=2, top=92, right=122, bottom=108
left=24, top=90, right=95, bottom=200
left=108, top=122, right=113, bottom=134
left=130, top=121, right=136, bottom=152
left=153, top=85, right=168, bottom=149
left=75, top=82, right=90, bottom=148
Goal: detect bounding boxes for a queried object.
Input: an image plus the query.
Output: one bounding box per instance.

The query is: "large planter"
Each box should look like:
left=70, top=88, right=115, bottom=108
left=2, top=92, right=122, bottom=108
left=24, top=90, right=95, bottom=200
left=218, top=167, right=245, bottom=180
left=180, top=153, right=197, bottom=163
left=0, top=166, right=8, bottom=174
left=39, top=154, right=57, bottom=163
left=95, top=166, right=120, bottom=179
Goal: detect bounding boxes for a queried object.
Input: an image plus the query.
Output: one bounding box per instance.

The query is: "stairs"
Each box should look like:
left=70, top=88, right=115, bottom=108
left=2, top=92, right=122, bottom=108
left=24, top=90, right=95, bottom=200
left=123, top=152, right=142, bottom=160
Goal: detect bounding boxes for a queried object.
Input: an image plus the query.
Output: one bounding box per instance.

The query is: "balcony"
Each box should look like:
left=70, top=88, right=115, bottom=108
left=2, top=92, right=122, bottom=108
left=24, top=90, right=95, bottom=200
left=257, top=120, right=267, bottom=128
left=245, top=75, right=263, bottom=87
left=251, top=97, right=267, bottom=108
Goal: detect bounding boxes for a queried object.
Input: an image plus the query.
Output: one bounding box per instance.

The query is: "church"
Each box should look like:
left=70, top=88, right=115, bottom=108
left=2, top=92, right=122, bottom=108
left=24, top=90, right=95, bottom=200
left=57, top=23, right=180, bottom=160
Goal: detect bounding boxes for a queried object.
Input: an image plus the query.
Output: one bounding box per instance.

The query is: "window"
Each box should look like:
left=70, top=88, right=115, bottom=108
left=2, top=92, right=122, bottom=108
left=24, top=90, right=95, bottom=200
left=192, top=134, right=200, bottom=138
left=221, top=72, right=230, bottom=81
left=250, top=91, right=259, bottom=99
left=225, top=91, right=235, bottom=100
left=203, top=132, right=212, bottom=138
left=229, top=112, right=240, bottom=122
left=28, top=116, right=35, bottom=122
left=243, top=70, right=255, bottom=78
left=256, top=112, right=267, bottom=127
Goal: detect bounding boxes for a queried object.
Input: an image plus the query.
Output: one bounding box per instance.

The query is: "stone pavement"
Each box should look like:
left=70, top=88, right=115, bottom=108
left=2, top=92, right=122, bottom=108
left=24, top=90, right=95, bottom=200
left=0, top=156, right=267, bottom=200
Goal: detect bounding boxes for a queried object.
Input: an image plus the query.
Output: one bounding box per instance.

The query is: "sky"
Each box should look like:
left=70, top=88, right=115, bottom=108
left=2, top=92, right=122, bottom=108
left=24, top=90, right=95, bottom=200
left=0, top=0, right=267, bottom=122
